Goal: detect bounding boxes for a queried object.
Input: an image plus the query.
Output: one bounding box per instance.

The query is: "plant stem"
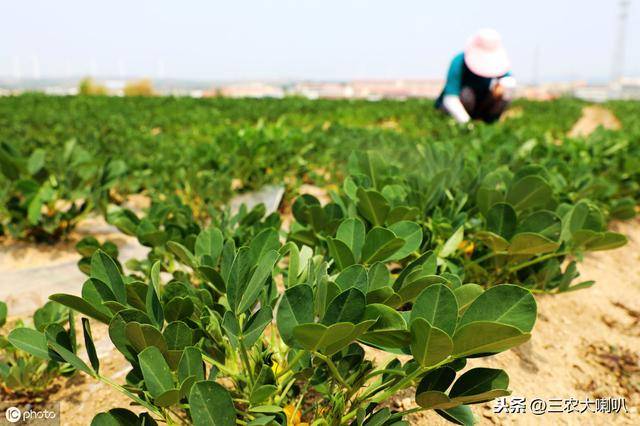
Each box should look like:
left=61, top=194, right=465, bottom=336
left=98, top=375, right=164, bottom=419
left=506, top=251, right=569, bottom=274
left=315, top=352, right=350, bottom=390
left=239, top=339, right=255, bottom=385
left=202, top=353, right=241, bottom=379
left=276, top=349, right=306, bottom=380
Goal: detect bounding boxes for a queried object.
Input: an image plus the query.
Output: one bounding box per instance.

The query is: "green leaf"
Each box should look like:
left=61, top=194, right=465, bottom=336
left=47, top=334, right=95, bottom=376
left=361, top=227, right=405, bottom=264
left=411, top=284, right=458, bottom=336
left=517, top=210, right=561, bottom=240
left=459, top=285, right=536, bottom=332
left=584, top=231, right=627, bottom=251
left=167, top=241, right=198, bottom=269
left=508, top=233, right=559, bottom=255
left=475, top=231, right=509, bottom=252
left=243, top=307, right=272, bottom=347
left=453, top=284, right=484, bottom=315
left=178, top=346, right=205, bottom=383
left=435, top=405, right=475, bottom=426
left=357, top=187, right=390, bottom=226
left=440, top=227, right=464, bottom=258
left=335, top=264, right=368, bottom=293
left=90, top=250, right=126, bottom=304
left=452, top=322, right=531, bottom=357
left=321, top=288, right=366, bottom=325
left=125, top=322, right=168, bottom=354
left=164, top=297, right=195, bottom=322
left=163, top=321, right=194, bottom=350
left=195, top=227, right=224, bottom=266
left=277, top=284, right=314, bottom=347
left=0, top=301, right=6, bottom=327
left=237, top=249, right=279, bottom=314
left=486, top=203, right=517, bottom=240
left=249, top=228, right=281, bottom=263
left=388, top=221, right=423, bottom=260
left=336, top=217, right=366, bottom=261
left=506, top=175, right=553, bottom=212
left=327, top=238, right=356, bottom=271
left=49, top=293, right=112, bottom=324
left=415, top=367, right=457, bottom=410
left=146, top=271, right=164, bottom=328
left=359, top=304, right=411, bottom=348
left=27, top=149, right=46, bottom=174
left=82, top=318, right=100, bottom=374
left=138, top=346, right=175, bottom=398
left=8, top=328, right=50, bottom=360
left=189, top=381, right=236, bottom=426
left=410, top=318, right=453, bottom=367
left=449, top=368, right=510, bottom=404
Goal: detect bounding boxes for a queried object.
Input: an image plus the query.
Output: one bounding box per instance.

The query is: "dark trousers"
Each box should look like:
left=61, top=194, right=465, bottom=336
left=459, top=87, right=509, bottom=123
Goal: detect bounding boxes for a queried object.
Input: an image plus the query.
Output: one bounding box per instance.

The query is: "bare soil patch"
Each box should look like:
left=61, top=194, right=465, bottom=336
left=568, top=105, right=621, bottom=138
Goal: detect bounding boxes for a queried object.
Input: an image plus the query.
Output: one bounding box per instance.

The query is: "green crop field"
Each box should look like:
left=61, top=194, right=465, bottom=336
left=0, top=94, right=639, bottom=425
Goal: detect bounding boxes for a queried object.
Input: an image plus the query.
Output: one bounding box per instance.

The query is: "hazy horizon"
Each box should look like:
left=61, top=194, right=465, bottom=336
left=2, top=1, right=638, bottom=84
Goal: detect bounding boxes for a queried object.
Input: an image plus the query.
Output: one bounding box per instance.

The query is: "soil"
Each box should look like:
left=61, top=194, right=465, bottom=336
left=567, top=105, right=621, bottom=138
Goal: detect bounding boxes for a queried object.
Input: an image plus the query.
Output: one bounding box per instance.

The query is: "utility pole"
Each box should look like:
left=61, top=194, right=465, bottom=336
left=611, top=0, right=630, bottom=87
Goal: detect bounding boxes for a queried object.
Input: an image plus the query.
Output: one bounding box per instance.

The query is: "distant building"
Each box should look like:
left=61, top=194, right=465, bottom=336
left=210, top=82, right=285, bottom=98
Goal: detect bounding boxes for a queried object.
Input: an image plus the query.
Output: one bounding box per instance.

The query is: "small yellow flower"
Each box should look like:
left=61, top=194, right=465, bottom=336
left=458, top=240, right=475, bottom=256
left=284, top=404, right=306, bottom=426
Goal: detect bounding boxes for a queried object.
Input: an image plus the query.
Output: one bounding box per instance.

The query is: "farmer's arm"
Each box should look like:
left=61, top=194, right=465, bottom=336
left=442, top=55, right=470, bottom=123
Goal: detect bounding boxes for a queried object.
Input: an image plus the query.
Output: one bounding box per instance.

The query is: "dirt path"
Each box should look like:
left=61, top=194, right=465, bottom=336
left=567, top=105, right=621, bottom=138
left=411, top=218, right=640, bottom=425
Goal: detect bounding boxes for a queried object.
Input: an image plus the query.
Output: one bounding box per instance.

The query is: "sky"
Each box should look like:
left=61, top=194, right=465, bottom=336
left=1, top=0, right=638, bottom=83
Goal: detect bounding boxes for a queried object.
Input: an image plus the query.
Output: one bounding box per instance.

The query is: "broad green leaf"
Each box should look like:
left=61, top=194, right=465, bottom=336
left=49, top=293, right=112, bottom=324
left=411, top=284, right=458, bottom=336
left=90, top=250, right=126, bottom=304
left=388, top=221, right=423, bottom=260
left=178, top=346, right=205, bottom=383
left=292, top=322, right=353, bottom=353
left=195, top=227, right=224, bottom=266
left=138, top=346, right=174, bottom=398
left=237, top=249, right=279, bottom=314
left=410, top=318, right=453, bottom=367
left=8, top=328, right=50, bottom=360
left=435, top=405, right=475, bottom=426
left=163, top=321, right=194, bottom=350
left=249, top=228, right=281, bottom=263
left=321, top=288, right=366, bottom=325
left=327, top=238, right=356, bottom=271
left=336, top=217, right=366, bottom=261
left=361, top=227, right=405, bottom=264
left=164, top=297, right=195, bottom=322
left=452, top=322, right=531, bottom=357
left=453, top=284, right=484, bottom=315
left=517, top=210, right=561, bottom=240
left=243, top=307, right=272, bottom=347
left=167, top=241, right=198, bottom=269
left=125, top=322, right=168, bottom=354
left=508, top=233, right=559, bottom=255
left=486, top=203, right=517, bottom=240
left=459, top=285, right=536, bottom=332
left=506, top=175, right=553, bottom=212
left=335, top=264, right=368, bottom=293
left=475, top=231, right=509, bottom=252
left=276, top=284, right=314, bottom=347
left=357, top=187, right=390, bottom=226
left=367, top=262, right=391, bottom=291
left=396, top=275, right=448, bottom=304
left=584, top=231, right=627, bottom=251
left=449, top=368, right=510, bottom=404
left=359, top=304, right=411, bottom=348
left=189, top=381, right=237, bottom=426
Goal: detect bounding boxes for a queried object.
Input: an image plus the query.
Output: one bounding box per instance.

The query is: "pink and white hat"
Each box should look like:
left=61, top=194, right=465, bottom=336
left=464, top=28, right=510, bottom=78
